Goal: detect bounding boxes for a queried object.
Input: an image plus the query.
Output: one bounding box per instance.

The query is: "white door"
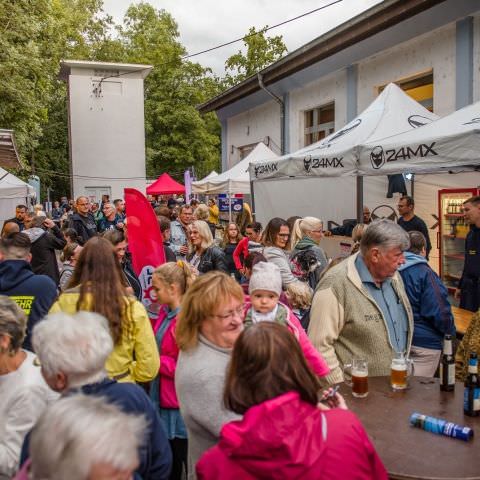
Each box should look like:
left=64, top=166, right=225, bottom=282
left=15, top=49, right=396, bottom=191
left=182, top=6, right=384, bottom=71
left=84, top=186, right=111, bottom=204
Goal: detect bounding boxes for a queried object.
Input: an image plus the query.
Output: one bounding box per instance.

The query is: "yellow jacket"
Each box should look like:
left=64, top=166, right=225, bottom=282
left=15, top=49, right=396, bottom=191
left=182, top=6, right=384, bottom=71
left=49, top=291, right=160, bottom=384
left=208, top=204, right=219, bottom=225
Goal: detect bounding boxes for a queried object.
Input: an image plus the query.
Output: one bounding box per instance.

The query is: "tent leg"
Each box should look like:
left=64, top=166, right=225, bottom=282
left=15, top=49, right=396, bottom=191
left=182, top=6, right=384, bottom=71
left=411, top=174, right=415, bottom=199
left=356, top=176, right=363, bottom=223
left=250, top=180, right=256, bottom=220
left=229, top=195, right=232, bottom=223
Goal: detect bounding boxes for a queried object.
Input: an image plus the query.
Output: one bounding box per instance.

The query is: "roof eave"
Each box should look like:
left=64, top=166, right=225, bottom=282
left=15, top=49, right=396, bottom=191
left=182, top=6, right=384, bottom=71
left=198, top=0, right=446, bottom=114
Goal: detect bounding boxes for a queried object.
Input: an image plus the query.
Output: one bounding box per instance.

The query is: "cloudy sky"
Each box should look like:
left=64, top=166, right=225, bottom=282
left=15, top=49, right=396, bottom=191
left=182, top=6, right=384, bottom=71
left=102, top=0, right=383, bottom=75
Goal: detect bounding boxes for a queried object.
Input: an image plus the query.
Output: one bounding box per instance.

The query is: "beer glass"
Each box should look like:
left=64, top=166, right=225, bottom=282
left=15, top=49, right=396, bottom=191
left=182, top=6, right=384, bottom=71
left=344, top=358, right=369, bottom=398
left=390, top=351, right=414, bottom=390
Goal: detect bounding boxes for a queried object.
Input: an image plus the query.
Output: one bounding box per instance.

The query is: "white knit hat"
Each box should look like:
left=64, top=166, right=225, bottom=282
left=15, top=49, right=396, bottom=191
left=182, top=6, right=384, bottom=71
left=249, top=262, right=282, bottom=296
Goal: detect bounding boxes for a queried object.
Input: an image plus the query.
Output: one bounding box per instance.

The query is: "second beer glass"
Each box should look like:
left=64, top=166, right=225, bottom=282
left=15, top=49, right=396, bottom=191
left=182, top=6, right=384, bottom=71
left=390, top=351, right=413, bottom=390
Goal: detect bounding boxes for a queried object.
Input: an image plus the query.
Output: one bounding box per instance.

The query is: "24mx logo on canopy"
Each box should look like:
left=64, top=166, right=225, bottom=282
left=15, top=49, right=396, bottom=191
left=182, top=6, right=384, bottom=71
left=303, top=155, right=344, bottom=172
left=370, top=142, right=438, bottom=169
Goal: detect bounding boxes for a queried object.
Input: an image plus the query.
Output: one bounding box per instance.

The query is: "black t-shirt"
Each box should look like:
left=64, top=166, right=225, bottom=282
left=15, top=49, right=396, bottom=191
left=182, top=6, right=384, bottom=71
left=398, top=215, right=432, bottom=258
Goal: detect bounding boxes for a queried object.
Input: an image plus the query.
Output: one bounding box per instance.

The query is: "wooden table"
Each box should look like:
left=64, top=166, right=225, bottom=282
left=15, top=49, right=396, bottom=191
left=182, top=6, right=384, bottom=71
left=452, top=306, right=474, bottom=335
left=342, top=376, right=480, bottom=479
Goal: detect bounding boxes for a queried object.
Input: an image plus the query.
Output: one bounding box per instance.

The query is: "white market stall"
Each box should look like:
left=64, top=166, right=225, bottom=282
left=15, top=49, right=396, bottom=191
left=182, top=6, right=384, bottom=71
left=0, top=167, right=35, bottom=225
left=249, top=83, right=438, bottom=225
left=193, top=142, right=277, bottom=221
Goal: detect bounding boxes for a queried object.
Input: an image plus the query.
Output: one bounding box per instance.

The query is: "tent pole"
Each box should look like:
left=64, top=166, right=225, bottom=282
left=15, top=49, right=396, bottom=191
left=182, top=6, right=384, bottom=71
left=411, top=174, right=415, bottom=199
left=356, top=176, right=363, bottom=223
left=250, top=180, right=256, bottom=220
left=229, top=194, right=232, bottom=223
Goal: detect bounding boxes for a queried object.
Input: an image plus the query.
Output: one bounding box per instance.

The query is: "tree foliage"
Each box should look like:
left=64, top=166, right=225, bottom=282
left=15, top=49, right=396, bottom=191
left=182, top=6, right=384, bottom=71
left=0, top=3, right=287, bottom=200
left=223, top=26, right=287, bottom=87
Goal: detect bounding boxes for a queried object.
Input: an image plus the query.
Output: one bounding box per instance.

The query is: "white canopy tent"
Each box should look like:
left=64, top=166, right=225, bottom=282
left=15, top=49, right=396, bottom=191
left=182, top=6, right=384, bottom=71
left=0, top=167, right=35, bottom=224
left=359, top=99, right=480, bottom=175
left=249, top=83, right=438, bottom=225
left=193, top=142, right=277, bottom=195
left=190, top=170, right=218, bottom=195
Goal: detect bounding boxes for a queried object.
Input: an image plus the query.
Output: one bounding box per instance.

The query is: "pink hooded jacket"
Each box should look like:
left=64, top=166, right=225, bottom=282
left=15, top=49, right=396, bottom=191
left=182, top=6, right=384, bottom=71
left=196, top=392, right=387, bottom=480
left=152, top=306, right=180, bottom=408
left=244, top=302, right=329, bottom=378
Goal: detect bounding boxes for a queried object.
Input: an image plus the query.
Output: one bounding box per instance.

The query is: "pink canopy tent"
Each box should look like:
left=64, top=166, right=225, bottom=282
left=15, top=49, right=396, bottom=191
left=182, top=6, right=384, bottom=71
left=146, top=173, right=185, bottom=195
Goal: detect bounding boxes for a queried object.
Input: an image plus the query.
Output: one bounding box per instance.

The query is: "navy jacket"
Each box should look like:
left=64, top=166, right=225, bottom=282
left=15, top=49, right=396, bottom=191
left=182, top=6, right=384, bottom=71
left=0, top=260, right=57, bottom=351
left=399, top=252, right=455, bottom=350
left=21, top=379, right=172, bottom=480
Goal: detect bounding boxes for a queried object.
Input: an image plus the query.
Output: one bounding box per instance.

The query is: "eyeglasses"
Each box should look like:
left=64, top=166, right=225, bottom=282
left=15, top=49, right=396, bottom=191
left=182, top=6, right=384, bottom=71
left=213, top=304, right=245, bottom=321
left=77, top=202, right=89, bottom=207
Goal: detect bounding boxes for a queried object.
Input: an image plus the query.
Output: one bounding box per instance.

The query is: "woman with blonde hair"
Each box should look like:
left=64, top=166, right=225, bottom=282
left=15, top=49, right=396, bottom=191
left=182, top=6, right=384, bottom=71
left=186, top=220, right=228, bottom=274
left=221, top=222, right=243, bottom=280
left=151, top=261, right=194, bottom=480
left=175, top=271, right=244, bottom=475
left=49, top=237, right=159, bottom=384
left=290, top=216, right=328, bottom=288
left=194, top=204, right=215, bottom=237
left=59, top=242, right=82, bottom=291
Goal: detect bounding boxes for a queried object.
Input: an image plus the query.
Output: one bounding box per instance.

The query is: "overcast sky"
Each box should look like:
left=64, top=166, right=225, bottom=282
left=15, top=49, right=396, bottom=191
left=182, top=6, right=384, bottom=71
left=102, top=0, right=383, bottom=76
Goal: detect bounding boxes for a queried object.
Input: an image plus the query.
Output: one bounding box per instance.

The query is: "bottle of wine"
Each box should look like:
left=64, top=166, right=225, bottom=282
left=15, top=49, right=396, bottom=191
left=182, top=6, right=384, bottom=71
left=439, top=334, right=455, bottom=392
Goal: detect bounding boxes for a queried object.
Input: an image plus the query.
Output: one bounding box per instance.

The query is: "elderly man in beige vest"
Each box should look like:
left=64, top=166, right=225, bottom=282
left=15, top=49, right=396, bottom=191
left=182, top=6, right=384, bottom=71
left=308, top=219, right=414, bottom=385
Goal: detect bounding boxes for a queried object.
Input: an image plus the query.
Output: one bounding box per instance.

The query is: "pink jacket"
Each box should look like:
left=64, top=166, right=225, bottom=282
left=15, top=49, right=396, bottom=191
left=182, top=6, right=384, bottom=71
left=233, top=236, right=249, bottom=270
left=196, top=392, right=387, bottom=480
left=152, top=306, right=180, bottom=408
left=244, top=302, right=330, bottom=378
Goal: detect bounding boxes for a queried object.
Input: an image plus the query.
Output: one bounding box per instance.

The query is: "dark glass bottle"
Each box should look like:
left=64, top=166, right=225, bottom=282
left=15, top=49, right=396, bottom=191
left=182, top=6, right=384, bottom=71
left=464, top=352, right=479, bottom=417
left=439, top=334, right=455, bottom=392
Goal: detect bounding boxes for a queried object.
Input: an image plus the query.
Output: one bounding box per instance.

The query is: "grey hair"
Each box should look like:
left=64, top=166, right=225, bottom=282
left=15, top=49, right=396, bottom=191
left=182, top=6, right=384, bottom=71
left=32, top=312, right=113, bottom=388
left=29, top=395, right=146, bottom=480
left=0, top=296, right=26, bottom=354
left=193, top=203, right=209, bottom=221
left=360, top=219, right=410, bottom=255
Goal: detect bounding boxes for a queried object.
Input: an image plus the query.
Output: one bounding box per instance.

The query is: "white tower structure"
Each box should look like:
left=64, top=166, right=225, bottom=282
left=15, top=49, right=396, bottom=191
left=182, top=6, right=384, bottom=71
left=60, top=60, right=152, bottom=202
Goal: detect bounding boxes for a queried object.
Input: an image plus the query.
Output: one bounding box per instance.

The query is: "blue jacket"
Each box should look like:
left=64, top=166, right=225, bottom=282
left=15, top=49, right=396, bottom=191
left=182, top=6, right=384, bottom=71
left=21, top=378, right=172, bottom=480
left=398, top=252, right=455, bottom=350
left=0, top=260, right=57, bottom=351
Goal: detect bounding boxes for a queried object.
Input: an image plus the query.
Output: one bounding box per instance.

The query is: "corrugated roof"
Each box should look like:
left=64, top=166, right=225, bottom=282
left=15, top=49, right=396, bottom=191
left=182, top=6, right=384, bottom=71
left=0, top=129, right=22, bottom=169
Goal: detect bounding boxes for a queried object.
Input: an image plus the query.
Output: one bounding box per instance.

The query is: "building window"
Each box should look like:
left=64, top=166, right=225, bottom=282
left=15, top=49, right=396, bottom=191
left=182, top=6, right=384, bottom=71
left=379, top=71, right=434, bottom=111
left=304, top=102, right=335, bottom=146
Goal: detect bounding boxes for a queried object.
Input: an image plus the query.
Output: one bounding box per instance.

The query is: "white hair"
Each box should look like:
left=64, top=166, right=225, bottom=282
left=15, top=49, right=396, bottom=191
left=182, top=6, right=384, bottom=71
left=290, top=216, right=323, bottom=247
left=360, top=219, right=410, bottom=255
left=0, top=295, right=26, bottom=353
left=32, top=312, right=113, bottom=388
left=29, top=395, right=146, bottom=480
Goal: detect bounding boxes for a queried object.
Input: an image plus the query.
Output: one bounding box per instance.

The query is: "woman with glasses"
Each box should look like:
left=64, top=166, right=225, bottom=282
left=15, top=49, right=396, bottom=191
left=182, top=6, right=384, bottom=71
left=186, top=220, right=228, bottom=275
left=196, top=322, right=387, bottom=480
left=175, top=272, right=244, bottom=477
left=289, top=217, right=328, bottom=289
left=261, top=217, right=300, bottom=289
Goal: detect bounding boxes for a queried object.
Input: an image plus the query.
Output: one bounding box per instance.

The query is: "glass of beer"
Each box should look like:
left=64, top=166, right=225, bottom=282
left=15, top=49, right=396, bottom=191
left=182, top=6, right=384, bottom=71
left=390, top=351, right=414, bottom=390
left=344, top=358, right=369, bottom=398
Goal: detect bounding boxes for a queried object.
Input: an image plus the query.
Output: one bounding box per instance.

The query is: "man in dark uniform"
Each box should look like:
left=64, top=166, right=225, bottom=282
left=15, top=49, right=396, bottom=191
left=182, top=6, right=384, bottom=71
left=68, top=196, right=98, bottom=245
left=457, top=195, right=480, bottom=312
left=397, top=196, right=432, bottom=259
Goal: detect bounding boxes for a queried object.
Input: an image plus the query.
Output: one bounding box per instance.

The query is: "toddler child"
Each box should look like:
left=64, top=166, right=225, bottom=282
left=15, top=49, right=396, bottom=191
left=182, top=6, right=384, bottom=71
left=244, top=262, right=329, bottom=378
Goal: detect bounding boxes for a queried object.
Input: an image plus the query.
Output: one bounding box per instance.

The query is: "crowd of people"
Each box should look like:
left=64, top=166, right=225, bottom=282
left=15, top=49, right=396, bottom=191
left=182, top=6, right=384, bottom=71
left=0, top=192, right=479, bottom=479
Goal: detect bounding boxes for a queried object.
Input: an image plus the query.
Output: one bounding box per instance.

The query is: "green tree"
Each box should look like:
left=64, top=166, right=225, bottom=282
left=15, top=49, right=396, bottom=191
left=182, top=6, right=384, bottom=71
left=223, top=26, right=287, bottom=87
left=118, top=2, right=221, bottom=179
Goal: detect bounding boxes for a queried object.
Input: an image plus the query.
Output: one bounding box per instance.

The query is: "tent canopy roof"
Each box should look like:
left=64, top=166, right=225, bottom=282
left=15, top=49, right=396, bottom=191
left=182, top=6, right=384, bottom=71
left=0, top=167, right=34, bottom=199
left=146, top=173, right=185, bottom=195
left=193, top=142, right=277, bottom=194
left=359, top=98, right=480, bottom=175
left=250, top=83, right=438, bottom=181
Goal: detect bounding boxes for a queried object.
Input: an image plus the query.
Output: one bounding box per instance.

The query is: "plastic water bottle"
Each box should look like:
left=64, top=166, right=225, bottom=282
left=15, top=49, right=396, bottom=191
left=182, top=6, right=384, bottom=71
left=409, top=412, right=473, bottom=441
